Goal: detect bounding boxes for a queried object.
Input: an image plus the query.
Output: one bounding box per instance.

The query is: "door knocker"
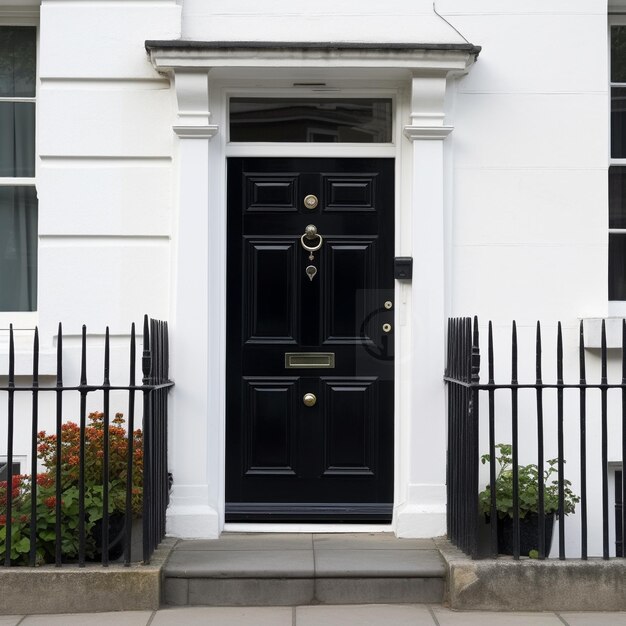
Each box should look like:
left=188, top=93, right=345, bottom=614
left=301, top=224, right=323, bottom=260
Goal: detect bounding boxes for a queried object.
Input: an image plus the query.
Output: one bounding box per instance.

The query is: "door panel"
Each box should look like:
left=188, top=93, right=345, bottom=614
left=323, top=175, right=377, bottom=212
left=322, top=377, right=377, bottom=476
left=245, top=239, right=298, bottom=343
left=323, top=239, right=377, bottom=342
left=245, top=175, right=299, bottom=212
left=227, top=157, right=394, bottom=522
left=243, top=378, right=298, bottom=475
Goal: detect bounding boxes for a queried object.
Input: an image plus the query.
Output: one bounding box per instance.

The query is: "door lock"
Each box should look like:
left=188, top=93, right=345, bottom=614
left=382, top=323, right=392, bottom=333
left=303, top=393, right=317, bottom=407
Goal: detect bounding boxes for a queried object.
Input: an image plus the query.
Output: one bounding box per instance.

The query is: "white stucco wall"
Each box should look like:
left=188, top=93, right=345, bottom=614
left=181, top=0, right=467, bottom=44
left=0, top=0, right=181, bottom=503
left=0, top=0, right=618, bottom=554
left=439, top=0, right=611, bottom=556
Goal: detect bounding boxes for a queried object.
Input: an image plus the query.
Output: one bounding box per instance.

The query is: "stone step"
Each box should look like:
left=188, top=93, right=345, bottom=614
left=163, top=533, right=446, bottom=607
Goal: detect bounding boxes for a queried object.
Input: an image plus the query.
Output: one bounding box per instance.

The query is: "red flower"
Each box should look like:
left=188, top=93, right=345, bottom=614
left=37, top=474, right=54, bottom=487
left=44, top=496, right=57, bottom=509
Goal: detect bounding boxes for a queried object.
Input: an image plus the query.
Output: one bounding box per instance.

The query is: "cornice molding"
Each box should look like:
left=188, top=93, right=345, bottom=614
left=146, top=41, right=479, bottom=75
left=173, top=125, right=219, bottom=139
left=403, top=125, right=453, bottom=141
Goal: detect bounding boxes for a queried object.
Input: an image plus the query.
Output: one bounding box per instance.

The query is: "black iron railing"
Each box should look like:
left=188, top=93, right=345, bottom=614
left=445, top=316, right=625, bottom=560
left=0, top=315, right=173, bottom=567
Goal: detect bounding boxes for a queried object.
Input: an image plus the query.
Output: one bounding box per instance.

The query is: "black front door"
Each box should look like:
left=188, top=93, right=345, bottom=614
left=226, top=157, right=394, bottom=522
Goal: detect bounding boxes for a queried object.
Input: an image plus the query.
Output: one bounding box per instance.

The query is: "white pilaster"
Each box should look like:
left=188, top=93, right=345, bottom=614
left=166, top=69, right=220, bottom=538
left=396, top=73, right=451, bottom=537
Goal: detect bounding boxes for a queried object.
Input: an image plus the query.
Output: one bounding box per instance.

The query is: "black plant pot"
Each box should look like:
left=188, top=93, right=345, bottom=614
left=497, top=513, right=555, bottom=556
left=92, top=513, right=127, bottom=561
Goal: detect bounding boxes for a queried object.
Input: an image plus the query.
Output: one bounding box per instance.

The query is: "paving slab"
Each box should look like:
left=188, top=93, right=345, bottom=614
left=165, top=548, right=315, bottom=577
left=314, top=548, right=444, bottom=577
left=432, top=607, right=564, bottom=626
left=176, top=534, right=313, bottom=551
left=296, top=603, right=436, bottom=625
left=0, top=618, right=24, bottom=626
left=560, top=612, right=626, bottom=626
left=313, top=533, right=436, bottom=550
left=151, top=606, right=292, bottom=626
left=20, top=611, right=153, bottom=626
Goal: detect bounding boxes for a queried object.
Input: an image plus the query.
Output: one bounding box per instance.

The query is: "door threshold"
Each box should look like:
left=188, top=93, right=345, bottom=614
left=223, top=523, right=394, bottom=533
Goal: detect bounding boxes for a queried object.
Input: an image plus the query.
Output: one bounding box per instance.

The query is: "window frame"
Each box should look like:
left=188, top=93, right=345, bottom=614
left=0, top=15, right=39, bottom=326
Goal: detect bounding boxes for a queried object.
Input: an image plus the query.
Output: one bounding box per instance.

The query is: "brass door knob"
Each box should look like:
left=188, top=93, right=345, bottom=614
left=304, top=194, right=319, bottom=210
left=303, top=393, right=317, bottom=407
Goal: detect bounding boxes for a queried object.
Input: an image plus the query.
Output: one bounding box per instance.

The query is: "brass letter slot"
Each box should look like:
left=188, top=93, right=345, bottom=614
left=285, top=352, right=335, bottom=369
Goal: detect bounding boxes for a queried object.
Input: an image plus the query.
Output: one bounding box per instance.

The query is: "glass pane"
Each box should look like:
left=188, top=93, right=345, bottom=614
left=0, top=186, right=37, bottom=312
left=609, top=166, right=626, bottom=228
left=609, top=233, right=626, bottom=301
left=611, top=87, right=626, bottom=158
left=0, top=462, right=21, bottom=482
left=0, top=102, right=35, bottom=177
left=0, top=26, right=36, bottom=97
left=230, top=98, right=392, bottom=142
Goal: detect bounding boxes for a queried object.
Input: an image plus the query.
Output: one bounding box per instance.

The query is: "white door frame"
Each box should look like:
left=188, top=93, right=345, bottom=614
left=147, top=45, right=478, bottom=538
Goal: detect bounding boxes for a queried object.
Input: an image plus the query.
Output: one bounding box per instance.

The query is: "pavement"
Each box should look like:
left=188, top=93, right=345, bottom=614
left=2, top=606, right=626, bottom=625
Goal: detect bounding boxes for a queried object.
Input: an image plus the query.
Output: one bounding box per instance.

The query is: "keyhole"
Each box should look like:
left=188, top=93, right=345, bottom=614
left=306, top=265, right=317, bottom=281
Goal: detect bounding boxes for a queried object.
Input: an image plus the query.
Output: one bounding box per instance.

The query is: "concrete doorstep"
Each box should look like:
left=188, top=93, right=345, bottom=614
left=163, top=534, right=446, bottom=607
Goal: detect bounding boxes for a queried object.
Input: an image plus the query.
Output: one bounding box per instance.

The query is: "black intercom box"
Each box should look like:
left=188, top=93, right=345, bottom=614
left=394, top=257, right=413, bottom=280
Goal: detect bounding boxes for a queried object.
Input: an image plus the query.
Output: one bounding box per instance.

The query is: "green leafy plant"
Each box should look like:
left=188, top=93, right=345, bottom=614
left=478, top=443, right=579, bottom=520
left=0, top=412, right=142, bottom=565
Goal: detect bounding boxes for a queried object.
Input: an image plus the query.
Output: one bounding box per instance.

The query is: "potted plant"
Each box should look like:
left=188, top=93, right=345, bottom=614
left=0, top=411, right=142, bottom=565
left=478, top=443, right=580, bottom=557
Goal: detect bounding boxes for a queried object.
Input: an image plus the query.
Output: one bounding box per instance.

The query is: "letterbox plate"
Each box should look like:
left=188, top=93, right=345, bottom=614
left=285, top=352, right=335, bottom=369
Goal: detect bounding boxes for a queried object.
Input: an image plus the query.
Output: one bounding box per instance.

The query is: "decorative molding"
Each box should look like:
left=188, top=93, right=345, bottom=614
left=403, top=125, right=453, bottom=141
left=403, top=73, right=454, bottom=140
left=168, top=70, right=219, bottom=136
left=147, top=42, right=478, bottom=74
left=173, top=124, right=219, bottom=139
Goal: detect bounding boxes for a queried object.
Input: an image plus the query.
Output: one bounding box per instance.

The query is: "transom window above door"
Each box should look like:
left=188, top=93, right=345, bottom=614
left=229, top=98, right=393, bottom=143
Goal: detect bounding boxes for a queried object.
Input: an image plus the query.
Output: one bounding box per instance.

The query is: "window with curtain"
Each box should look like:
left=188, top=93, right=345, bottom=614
left=0, top=25, right=37, bottom=311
